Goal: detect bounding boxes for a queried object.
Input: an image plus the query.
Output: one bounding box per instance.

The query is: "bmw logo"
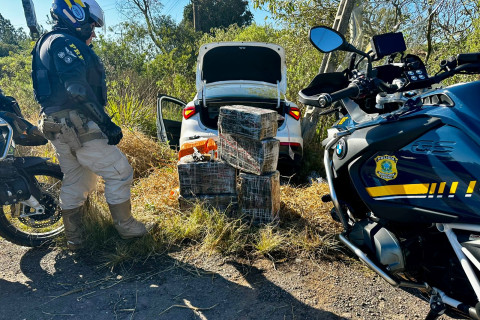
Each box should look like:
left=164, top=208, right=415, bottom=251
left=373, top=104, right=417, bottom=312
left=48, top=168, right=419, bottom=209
left=336, top=138, right=347, bottom=159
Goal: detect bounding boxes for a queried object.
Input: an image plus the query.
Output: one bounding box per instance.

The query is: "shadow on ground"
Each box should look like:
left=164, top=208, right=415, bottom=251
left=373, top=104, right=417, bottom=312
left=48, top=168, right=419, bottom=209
left=0, top=241, right=344, bottom=320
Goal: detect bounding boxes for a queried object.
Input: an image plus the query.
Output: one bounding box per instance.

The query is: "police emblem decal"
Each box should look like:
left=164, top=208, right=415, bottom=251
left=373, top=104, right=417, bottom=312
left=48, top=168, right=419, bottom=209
left=336, top=138, right=347, bottom=159
left=375, top=155, right=398, bottom=181
left=71, top=4, right=86, bottom=21
left=58, top=51, right=66, bottom=59
left=64, top=56, right=73, bottom=64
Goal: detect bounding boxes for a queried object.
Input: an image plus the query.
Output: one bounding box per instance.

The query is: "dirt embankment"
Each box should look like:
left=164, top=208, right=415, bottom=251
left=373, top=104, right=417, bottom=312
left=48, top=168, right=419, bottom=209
left=0, top=239, right=455, bottom=320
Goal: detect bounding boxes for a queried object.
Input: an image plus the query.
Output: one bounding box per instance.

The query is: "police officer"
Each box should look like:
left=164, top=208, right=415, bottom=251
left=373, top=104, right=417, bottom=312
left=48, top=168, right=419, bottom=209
left=32, top=0, right=147, bottom=249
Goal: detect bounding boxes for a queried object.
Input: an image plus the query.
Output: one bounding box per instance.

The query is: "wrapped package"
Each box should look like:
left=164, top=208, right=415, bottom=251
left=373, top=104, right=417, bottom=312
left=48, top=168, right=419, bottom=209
left=177, top=158, right=236, bottom=196
left=178, top=138, right=217, bottom=160
left=239, top=171, right=280, bottom=224
left=219, top=133, right=279, bottom=175
left=178, top=194, right=238, bottom=213
left=218, top=105, right=278, bottom=140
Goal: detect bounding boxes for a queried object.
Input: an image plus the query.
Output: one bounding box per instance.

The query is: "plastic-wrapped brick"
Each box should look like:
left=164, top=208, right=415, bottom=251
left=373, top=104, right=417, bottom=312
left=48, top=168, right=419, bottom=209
left=178, top=194, right=238, bottom=213
left=239, top=171, right=280, bottom=224
left=219, top=133, right=279, bottom=175
left=218, top=105, right=278, bottom=140
left=178, top=158, right=236, bottom=196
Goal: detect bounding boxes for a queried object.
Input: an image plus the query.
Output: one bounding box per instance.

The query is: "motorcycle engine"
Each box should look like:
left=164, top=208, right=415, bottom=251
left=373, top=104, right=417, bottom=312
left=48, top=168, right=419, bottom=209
left=400, top=228, right=477, bottom=306
left=350, top=221, right=477, bottom=305
left=349, top=220, right=406, bottom=273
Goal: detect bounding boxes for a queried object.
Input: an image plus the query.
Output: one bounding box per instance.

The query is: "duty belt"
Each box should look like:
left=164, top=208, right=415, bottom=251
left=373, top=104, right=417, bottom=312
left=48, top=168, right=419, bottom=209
left=42, top=109, right=105, bottom=144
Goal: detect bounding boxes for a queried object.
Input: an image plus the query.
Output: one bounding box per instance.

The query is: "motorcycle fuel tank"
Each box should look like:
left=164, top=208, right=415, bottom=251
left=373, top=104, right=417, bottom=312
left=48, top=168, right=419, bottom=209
left=348, top=118, right=480, bottom=224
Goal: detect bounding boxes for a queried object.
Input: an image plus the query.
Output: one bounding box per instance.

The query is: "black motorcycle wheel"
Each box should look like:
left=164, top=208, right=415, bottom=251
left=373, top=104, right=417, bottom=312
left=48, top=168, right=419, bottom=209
left=0, top=162, right=64, bottom=247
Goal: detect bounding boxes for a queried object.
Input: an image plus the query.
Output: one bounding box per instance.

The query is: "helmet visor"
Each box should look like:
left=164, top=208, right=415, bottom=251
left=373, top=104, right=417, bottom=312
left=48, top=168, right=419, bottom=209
left=84, top=0, right=105, bottom=28
left=90, top=9, right=104, bottom=28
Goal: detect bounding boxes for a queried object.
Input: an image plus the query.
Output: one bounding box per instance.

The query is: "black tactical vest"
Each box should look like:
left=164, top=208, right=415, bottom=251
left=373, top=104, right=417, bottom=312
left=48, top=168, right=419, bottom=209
left=31, top=29, right=107, bottom=114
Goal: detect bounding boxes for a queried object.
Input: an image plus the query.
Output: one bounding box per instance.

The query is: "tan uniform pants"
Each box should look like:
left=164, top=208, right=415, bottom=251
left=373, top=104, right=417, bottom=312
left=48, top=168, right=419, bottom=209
left=50, top=121, right=133, bottom=210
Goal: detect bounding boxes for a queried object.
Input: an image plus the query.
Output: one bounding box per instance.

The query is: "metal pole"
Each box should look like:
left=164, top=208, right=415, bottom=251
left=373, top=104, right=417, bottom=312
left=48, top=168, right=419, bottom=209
left=22, top=0, right=40, bottom=38
left=301, top=0, right=359, bottom=144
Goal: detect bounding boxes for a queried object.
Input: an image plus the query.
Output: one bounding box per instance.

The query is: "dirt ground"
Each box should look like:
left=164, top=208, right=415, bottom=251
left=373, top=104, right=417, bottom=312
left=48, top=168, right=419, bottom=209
left=0, top=238, right=455, bottom=320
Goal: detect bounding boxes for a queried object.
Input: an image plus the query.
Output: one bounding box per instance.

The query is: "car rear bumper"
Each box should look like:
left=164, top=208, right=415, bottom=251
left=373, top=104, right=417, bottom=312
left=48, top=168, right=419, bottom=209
left=278, top=143, right=303, bottom=167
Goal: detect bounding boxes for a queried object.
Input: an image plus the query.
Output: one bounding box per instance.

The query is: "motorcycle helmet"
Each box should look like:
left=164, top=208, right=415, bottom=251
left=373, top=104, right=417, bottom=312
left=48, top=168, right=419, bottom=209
left=51, top=0, right=105, bottom=40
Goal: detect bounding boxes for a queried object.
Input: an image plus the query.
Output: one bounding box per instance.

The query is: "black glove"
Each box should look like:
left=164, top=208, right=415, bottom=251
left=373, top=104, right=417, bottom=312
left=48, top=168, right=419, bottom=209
left=99, top=120, right=123, bottom=145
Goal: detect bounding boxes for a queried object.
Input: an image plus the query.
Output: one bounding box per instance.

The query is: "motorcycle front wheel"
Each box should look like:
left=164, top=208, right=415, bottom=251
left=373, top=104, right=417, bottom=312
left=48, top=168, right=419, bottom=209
left=0, top=162, right=64, bottom=247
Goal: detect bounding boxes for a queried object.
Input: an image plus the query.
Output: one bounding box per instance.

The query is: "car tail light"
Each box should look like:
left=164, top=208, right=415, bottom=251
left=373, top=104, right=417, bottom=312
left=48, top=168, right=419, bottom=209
left=183, top=106, right=196, bottom=119
left=280, top=142, right=302, bottom=147
left=288, top=106, right=301, bottom=120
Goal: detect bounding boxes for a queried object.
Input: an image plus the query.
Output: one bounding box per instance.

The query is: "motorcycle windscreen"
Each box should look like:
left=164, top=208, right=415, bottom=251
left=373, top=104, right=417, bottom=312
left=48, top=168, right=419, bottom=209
left=0, top=118, right=13, bottom=160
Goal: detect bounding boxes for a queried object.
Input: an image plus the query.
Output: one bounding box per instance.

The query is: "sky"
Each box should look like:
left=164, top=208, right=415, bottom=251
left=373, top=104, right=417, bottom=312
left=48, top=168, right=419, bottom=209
left=2, top=0, right=273, bottom=36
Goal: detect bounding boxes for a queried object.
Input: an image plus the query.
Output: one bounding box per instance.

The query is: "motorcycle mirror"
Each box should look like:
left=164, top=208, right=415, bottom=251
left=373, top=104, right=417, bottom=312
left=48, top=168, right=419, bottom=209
left=309, top=26, right=346, bottom=53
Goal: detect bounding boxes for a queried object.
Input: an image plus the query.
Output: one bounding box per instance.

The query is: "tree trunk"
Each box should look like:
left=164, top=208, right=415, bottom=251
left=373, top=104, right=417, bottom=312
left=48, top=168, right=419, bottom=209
left=301, top=0, right=358, bottom=145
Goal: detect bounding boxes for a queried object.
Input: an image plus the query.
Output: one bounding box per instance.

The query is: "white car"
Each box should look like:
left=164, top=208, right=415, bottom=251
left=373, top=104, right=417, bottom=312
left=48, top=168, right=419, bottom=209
left=156, top=41, right=303, bottom=172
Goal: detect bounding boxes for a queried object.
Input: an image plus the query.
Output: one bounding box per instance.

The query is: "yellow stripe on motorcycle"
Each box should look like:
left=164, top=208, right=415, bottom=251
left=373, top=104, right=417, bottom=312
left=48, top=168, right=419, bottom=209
left=74, top=0, right=85, bottom=7
left=366, top=183, right=430, bottom=198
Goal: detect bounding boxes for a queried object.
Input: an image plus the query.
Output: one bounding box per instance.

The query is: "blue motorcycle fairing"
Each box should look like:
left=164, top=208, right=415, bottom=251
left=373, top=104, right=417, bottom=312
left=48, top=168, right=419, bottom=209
left=338, top=80, right=480, bottom=224
left=359, top=125, right=480, bottom=223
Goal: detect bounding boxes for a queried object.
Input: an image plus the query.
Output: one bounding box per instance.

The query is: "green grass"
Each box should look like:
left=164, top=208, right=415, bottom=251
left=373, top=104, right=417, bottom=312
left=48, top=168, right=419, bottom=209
left=78, top=185, right=342, bottom=270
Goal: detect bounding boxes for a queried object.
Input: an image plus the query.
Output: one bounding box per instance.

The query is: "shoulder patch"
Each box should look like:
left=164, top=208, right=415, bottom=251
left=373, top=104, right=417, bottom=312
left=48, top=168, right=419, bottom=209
left=68, top=43, right=84, bottom=60
left=64, top=56, right=74, bottom=64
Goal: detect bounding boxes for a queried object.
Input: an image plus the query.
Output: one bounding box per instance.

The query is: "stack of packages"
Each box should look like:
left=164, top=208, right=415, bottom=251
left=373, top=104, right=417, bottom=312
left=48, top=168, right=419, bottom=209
left=177, top=139, right=237, bottom=212
left=218, top=105, right=281, bottom=224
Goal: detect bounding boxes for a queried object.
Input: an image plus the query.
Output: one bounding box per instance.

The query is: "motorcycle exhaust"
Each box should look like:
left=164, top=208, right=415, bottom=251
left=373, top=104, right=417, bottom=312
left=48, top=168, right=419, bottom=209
left=339, top=233, right=428, bottom=289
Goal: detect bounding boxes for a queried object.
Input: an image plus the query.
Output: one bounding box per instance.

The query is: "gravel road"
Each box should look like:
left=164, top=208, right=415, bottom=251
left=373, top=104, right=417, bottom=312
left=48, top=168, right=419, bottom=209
left=0, top=238, right=455, bottom=320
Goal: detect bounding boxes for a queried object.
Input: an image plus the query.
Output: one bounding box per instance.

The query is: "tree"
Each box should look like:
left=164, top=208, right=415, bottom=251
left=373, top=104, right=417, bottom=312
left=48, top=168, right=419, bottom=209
left=253, top=0, right=338, bottom=28
left=120, top=0, right=200, bottom=54
left=360, top=0, right=479, bottom=64
left=0, top=14, right=27, bottom=57
left=182, top=0, right=253, bottom=33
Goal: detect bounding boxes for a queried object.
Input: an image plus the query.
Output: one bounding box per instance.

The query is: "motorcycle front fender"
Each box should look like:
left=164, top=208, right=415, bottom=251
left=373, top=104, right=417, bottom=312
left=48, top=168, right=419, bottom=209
left=13, top=157, right=52, bottom=169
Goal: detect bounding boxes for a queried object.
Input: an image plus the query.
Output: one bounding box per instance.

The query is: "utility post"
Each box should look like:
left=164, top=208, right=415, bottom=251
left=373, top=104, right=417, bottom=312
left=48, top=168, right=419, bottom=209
left=301, top=0, right=358, bottom=144
left=192, top=0, right=201, bottom=32
left=22, top=0, right=40, bottom=39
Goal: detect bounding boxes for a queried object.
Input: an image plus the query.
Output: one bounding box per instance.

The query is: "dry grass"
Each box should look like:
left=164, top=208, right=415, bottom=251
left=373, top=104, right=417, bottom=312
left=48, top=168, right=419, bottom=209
left=118, top=128, right=176, bottom=179
left=60, top=129, right=343, bottom=268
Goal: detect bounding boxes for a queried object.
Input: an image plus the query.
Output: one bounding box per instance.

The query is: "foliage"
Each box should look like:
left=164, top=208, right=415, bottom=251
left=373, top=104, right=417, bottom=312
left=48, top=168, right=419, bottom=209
left=182, top=0, right=254, bottom=33
left=253, top=0, right=338, bottom=28
left=0, top=14, right=27, bottom=57
left=360, top=0, right=479, bottom=64
left=0, top=46, right=39, bottom=118
left=200, top=24, right=322, bottom=103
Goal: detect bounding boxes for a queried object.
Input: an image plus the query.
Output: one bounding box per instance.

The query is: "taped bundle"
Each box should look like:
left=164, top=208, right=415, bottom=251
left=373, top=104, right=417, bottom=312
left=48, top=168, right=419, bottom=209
left=218, top=105, right=278, bottom=140
left=177, top=158, right=236, bottom=196
left=219, top=133, right=279, bottom=175
left=178, top=194, right=238, bottom=213
left=239, top=171, right=280, bottom=224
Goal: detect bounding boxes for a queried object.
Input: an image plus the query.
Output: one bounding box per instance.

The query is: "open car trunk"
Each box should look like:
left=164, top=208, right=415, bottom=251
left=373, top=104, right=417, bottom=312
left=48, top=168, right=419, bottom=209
left=198, top=98, right=286, bottom=130
left=195, top=42, right=288, bottom=130
left=201, top=46, right=283, bottom=84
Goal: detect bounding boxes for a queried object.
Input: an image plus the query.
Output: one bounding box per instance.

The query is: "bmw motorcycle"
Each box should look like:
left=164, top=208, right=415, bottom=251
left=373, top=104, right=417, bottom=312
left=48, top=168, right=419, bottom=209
left=299, top=26, right=480, bottom=319
left=0, top=93, right=63, bottom=247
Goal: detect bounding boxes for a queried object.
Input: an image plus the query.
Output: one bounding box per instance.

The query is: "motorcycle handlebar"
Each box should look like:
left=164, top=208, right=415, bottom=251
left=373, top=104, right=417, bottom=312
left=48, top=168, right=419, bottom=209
left=299, top=84, right=360, bottom=108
